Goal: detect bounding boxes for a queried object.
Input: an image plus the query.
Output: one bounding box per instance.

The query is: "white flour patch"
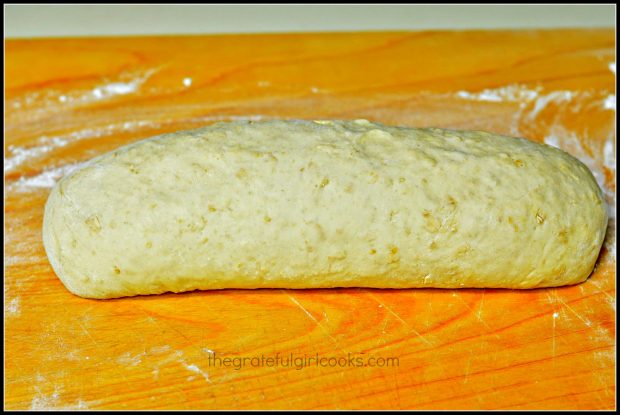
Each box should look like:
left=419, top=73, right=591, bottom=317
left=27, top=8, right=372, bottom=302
left=603, top=138, right=615, bottom=174
left=593, top=349, right=615, bottom=369
left=7, top=67, right=159, bottom=115
left=90, top=68, right=158, bottom=101
left=5, top=143, right=61, bottom=172
left=65, top=350, right=82, bottom=361
left=8, top=163, right=84, bottom=192
left=146, top=348, right=212, bottom=383
left=456, top=85, right=540, bottom=103
left=589, top=324, right=613, bottom=343
left=93, top=82, right=135, bottom=99
left=74, top=400, right=89, bottom=410
left=603, top=95, right=616, bottom=111
left=603, top=220, right=616, bottom=261
left=6, top=297, right=20, bottom=316
left=5, top=255, right=25, bottom=266
left=117, top=351, right=146, bottom=367
left=454, top=86, right=603, bottom=124
left=150, top=345, right=171, bottom=355
left=527, top=90, right=579, bottom=120
left=30, top=390, right=60, bottom=410
left=544, top=135, right=561, bottom=148
left=30, top=391, right=89, bottom=411
left=606, top=296, right=616, bottom=310
left=183, top=363, right=211, bottom=383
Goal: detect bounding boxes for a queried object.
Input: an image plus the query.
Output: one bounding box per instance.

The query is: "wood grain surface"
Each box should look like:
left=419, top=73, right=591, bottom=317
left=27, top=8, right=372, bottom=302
left=5, top=30, right=616, bottom=410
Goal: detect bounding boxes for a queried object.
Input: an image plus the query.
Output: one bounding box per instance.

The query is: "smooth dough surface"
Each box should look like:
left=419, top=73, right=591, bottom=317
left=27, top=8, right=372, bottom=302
left=42, top=119, right=608, bottom=298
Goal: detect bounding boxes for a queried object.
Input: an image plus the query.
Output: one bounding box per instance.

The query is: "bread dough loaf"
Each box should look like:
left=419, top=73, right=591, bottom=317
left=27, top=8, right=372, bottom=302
left=42, top=119, right=608, bottom=298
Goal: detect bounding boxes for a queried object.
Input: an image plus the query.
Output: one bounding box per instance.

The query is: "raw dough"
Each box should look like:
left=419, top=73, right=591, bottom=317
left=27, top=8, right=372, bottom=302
left=42, top=119, right=608, bottom=298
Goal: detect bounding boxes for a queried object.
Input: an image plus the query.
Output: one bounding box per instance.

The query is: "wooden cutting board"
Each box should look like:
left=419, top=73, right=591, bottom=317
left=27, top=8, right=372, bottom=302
left=5, top=30, right=616, bottom=410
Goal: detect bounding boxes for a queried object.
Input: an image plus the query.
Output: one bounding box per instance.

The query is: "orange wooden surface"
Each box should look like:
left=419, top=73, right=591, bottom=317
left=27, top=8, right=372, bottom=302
left=4, top=30, right=616, bottom=410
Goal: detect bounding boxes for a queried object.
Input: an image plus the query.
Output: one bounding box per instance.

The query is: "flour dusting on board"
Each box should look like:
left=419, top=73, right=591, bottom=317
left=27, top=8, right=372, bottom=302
left=30, top=385, right=89, bottom=410
left=150, top=345, right=171, bottom=355
left=30, top=395, right=89, bottom=411
left=9, top=163, right=84, bottom=192
left=116, top=345, right=173, bottom=367
left=114, top=346, right=213, bottom=384
left=183, top=363, right=211, bottom=383
left=6, top=297, right=20, bottom=316
left=117, top=351, right=146, bottom=367
left=30, top=388, right=60, bottom=410
left=593, top=349, right=616, bottom=369
left=6, top=67, right=159, bottom=121
left=456, top=84, right=541, bottom=103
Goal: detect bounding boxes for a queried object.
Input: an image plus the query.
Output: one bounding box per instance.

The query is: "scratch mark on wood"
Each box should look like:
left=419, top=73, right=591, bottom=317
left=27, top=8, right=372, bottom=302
left=375, top=318, right=390, bottom=348
left=589, top=279, right=616, bottom=310
left=552, top=311, right=559, bottom=360
left=554, top=292, right=593, bottom=327
left=77, top=320, right=99, bottom=347
left=463, top=350, right=474, bottom=384
left=454, top=291, right=492, bottom=330
left=476, top=289, right=486, bottom=325
left=392, top=371, right=403, bottom=408
left=545, top=289, right=594, bottom=328
left=365, top=291, right=433, bottom=346
left=140, top=308, right=192, bottom=342
left=284, top=291, right=345, bottom=353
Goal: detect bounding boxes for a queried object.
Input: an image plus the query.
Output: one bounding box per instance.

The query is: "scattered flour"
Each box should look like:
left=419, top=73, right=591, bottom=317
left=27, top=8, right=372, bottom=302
left=6, top=297, right=20, bottom=316
left=183, top=363, right=211, bottom=383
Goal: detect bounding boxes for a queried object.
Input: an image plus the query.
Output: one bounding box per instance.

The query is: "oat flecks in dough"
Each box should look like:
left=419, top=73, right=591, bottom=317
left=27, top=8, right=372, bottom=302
left=42, top=119, right=608, bottom=298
